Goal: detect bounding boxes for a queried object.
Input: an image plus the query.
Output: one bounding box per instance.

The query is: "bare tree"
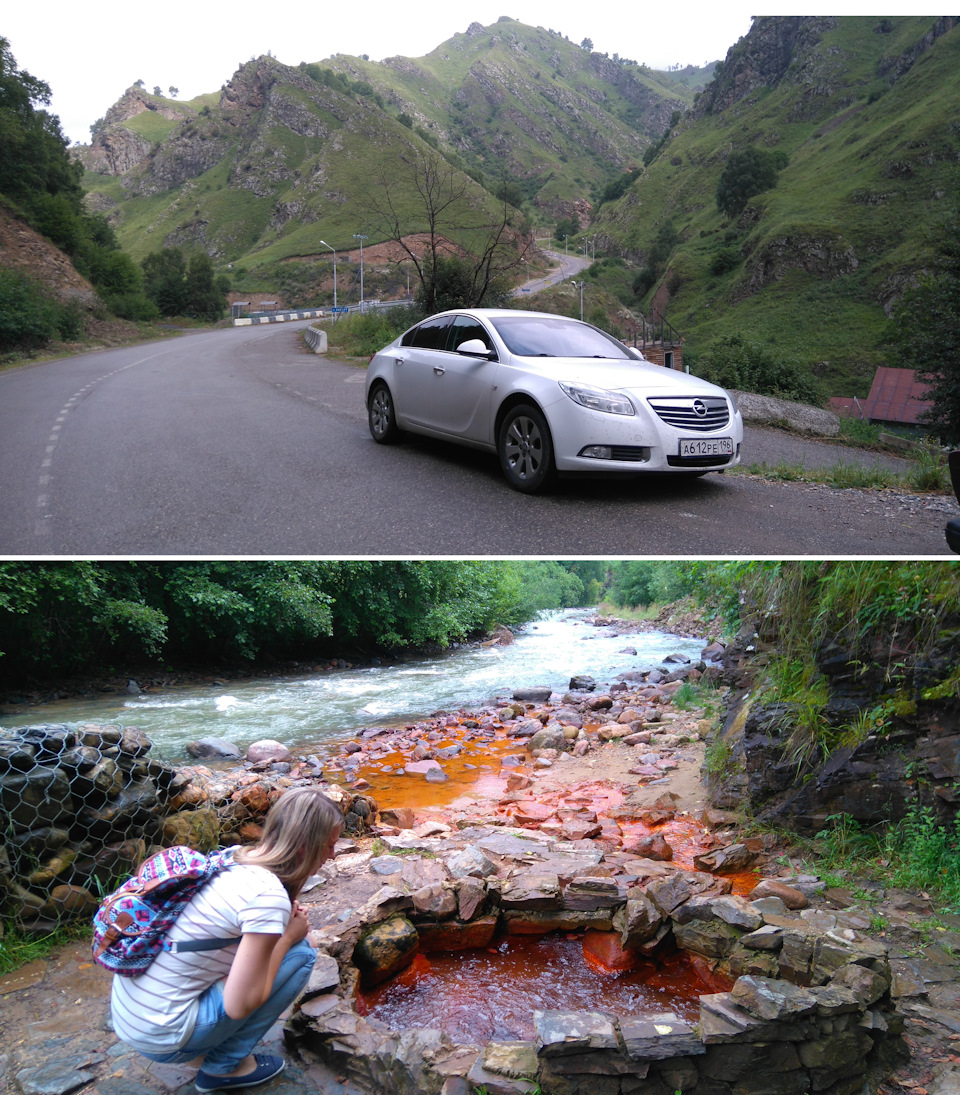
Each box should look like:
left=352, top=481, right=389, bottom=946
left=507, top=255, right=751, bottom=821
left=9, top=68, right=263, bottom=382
left=356, top=146, right=535, bottom=312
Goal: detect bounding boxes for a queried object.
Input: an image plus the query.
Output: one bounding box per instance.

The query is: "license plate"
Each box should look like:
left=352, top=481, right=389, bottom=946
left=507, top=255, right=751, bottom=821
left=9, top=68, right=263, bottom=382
left=679, top=437, right=734, bottom=457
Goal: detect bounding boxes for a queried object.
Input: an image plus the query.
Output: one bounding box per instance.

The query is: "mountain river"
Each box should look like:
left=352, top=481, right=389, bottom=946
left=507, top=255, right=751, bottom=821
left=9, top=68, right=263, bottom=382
left=0, top=610, right=705, bottom=762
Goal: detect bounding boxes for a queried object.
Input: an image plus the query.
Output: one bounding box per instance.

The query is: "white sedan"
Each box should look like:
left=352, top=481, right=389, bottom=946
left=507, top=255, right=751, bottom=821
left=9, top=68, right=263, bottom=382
left=364, top=309, right=743, bottom=493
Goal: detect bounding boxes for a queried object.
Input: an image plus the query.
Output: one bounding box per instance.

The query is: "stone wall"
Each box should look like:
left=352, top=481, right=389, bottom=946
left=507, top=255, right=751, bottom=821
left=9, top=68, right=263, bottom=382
left=0, top=723, right=375, bottom=931
left=288, top=854, right=905, bottom=1095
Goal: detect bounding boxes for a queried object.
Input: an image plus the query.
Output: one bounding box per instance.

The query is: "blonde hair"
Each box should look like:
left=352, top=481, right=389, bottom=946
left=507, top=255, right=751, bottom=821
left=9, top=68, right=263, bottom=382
left=235, top=786, right=342, bottom=899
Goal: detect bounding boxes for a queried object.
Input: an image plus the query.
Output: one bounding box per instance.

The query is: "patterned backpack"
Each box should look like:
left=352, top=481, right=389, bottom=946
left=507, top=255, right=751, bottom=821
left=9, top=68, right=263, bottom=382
left=92, top=846, right=241, bottom=976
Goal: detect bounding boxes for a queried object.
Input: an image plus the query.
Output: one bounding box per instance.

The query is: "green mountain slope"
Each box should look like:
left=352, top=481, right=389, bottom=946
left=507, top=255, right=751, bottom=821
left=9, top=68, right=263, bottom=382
left=593, top=15, right=960, bottom=395
left=324, top=18, right=692, bottom=212
left=77, top=19, right=693, bottom=269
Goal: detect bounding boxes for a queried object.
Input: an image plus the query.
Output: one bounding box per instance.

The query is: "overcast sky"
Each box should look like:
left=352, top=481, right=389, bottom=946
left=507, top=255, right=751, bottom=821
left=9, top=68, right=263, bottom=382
left=8, top=2, right=903, bottom=146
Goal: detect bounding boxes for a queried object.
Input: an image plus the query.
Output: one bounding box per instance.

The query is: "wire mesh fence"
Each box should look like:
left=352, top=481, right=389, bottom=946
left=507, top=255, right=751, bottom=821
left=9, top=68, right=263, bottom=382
left=0, top=722, right=374, bottom=932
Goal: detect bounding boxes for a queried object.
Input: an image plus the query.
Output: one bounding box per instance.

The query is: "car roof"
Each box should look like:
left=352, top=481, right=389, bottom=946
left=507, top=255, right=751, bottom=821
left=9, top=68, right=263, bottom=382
left=431, top=308, right=585, bottom=321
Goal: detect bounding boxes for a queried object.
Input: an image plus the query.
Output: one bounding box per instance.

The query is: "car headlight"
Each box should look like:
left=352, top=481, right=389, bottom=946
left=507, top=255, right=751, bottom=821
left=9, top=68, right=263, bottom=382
left=559, top=382, right=635, bottom=416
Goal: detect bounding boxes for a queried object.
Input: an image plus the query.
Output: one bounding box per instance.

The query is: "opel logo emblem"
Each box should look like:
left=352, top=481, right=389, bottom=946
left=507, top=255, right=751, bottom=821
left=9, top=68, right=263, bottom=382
left=693, top=399, right=707, bottom=417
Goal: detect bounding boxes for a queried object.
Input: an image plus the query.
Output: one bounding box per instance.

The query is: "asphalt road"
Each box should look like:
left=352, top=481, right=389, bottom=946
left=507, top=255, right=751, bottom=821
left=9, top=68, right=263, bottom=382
left=0, top=321, right=952, bottom=557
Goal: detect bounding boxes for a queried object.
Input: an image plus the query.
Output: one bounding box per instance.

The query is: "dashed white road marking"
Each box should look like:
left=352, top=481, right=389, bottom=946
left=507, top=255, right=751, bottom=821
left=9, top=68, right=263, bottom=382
left=31, top=346, right=196, bottom=545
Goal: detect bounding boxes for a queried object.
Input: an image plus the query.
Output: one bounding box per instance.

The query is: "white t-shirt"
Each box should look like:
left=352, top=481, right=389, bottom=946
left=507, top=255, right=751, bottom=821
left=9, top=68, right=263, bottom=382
left=111, top=862, right=290, bottom=1053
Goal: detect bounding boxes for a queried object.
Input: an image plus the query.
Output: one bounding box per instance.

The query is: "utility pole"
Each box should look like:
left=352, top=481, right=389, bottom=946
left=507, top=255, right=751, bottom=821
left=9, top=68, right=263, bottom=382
left=353, top=234, right=368, bottom=309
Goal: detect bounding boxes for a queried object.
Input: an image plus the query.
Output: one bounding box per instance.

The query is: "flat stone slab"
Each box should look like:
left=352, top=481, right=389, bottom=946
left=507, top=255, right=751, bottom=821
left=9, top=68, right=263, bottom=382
left=620, top=1013, right=705, bottom=1060
left=534, top=1009, right=618, bottom=1056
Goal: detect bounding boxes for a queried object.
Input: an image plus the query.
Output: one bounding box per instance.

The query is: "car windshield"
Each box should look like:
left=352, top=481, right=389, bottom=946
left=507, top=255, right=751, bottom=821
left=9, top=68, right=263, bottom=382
left=489, top=316, right=632, bottom=359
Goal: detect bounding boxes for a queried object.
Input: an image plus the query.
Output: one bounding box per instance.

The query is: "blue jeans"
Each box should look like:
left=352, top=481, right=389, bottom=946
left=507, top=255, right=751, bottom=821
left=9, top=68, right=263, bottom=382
left=140, top=941, right=317, bottom=1074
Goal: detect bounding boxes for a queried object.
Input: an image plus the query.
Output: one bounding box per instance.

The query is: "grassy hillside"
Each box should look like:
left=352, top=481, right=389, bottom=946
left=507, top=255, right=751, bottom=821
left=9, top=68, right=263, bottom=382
left=593, top=16, right=960, bottom=396
left=324, top=18, right=693, bottom=211
left=78, top=19, right=693, bottom=275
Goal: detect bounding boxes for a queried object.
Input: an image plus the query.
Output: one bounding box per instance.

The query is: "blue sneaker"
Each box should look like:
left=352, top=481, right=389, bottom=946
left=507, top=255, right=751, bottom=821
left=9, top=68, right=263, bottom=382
left=195, top=1054, right=285, bottom=1092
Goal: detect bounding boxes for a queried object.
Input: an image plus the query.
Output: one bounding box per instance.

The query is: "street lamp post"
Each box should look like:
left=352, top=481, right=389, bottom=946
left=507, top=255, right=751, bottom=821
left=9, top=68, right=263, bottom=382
left=353, top=233, right=368, bottom=310
left=571, top=280, right=584, bottom=322
left=319, top=239, right=337, bottom=309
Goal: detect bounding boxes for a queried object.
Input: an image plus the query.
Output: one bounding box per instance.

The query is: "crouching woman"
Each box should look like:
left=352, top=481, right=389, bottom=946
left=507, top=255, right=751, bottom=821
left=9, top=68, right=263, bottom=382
left=110, top=787, right=342, bottom=1093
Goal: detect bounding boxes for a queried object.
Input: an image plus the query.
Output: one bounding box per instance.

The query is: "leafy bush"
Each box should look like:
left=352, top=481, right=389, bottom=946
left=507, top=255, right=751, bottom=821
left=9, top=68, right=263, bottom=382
left=328, top=308, right=419, bottom=357
left=716, top=146, right=789, bottom=218
left=0, top=267, right=84, bottom=352
left=695, top=333, right=827, bottom=405
left=709, top=246, right=741, bottom=276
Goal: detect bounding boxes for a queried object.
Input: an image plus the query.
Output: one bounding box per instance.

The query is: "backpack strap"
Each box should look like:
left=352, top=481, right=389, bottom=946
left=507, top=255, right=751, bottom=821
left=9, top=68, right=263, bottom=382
left=162, top=936, right=243, bottom=954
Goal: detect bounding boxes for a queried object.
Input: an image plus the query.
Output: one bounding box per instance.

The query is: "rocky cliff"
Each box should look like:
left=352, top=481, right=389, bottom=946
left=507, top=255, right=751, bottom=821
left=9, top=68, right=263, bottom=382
left=705, top=603, right=960, bottom=834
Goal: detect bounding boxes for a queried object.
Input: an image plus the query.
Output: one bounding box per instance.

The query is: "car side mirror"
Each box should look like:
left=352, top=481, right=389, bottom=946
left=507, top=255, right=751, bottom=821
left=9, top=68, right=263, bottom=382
left=626, top=347, right=647, bottom=361
left=456, top=338, right=495, bottom=359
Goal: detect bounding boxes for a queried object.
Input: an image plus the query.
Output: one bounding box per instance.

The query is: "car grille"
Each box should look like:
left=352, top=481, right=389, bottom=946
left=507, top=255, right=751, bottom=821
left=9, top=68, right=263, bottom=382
left=647, top=396, right=730, bottom=432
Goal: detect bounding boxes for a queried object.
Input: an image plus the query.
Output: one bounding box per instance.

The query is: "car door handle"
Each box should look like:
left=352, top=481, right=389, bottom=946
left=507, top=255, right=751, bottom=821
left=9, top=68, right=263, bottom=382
left=433, top=366, right=445, bottom=375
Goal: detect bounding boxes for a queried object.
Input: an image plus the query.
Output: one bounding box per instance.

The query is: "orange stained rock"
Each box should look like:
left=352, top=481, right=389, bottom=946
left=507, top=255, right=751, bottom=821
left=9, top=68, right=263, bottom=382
left=582, top=928, right=641, bottom=972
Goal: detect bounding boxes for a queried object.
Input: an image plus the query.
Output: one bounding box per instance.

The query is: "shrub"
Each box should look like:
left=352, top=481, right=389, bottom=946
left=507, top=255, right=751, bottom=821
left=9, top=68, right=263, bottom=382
left=696, top=333, right=827, bottom=406
left=709, top=246, right=741, bottom=276
left=0, top=268, right=83, bottom=353
left=716, top=146, right=788, bottom=218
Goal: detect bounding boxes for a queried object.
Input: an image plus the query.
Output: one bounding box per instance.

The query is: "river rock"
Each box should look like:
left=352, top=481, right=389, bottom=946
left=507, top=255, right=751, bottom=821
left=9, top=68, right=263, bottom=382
left=185, top=737, right=242, bottom=760
left=352, top=914, right=420, bottom=988
left=161, top=806, right=220, bottom=850
left=749, top=879, right=810, bottom=909
left=613, top=894, right=664, bottom=948
left=732, top=975, right=819, bottom=1020
left=694, top=843, right=759, bottom=873
left=569, top=675, right=596, bottom=691
left=245, top=739, right=291, bottom=764
left=447, top=845, right=497, bottom=879
left=528, top=726, right=569, bottom=753
left=623, top=833, right=673, bottom=861
left=513, top=687, right=552, bottom=703
left=302, top=953, right=341, bottom=1000
left=508, top=718, right=547, bottom=739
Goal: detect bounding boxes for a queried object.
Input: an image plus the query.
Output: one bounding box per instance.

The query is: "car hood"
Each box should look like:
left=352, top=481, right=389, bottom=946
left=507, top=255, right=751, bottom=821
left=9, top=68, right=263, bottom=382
left=519, top=357, right=734, bottom=401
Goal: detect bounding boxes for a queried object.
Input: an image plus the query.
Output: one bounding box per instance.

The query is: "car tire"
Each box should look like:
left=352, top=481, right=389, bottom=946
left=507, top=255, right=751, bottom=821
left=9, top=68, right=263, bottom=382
left=368, top=382, right=401, bottom=444
left=498, top=403, right=555, bottom=493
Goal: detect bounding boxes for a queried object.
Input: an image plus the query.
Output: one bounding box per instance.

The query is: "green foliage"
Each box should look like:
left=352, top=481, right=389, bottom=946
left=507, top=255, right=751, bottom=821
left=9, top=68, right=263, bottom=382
left=0, top=37, right=83, bottom=211
left=633, top=220, right=679, bottom=300
left=554, top=217, right=579, bottom=242
left=141, top=247, right=227, bottom=320
left=709, top=245, right=741, bottom=276
left=328, top=308, right=421, bottom=357
left=885, top=184, right=960, bottom=443
left=715, top=145, right=788, bottom=218
left=607, top=562, right=696, bottom=608
left=814, top=807, right=960, bottom=911
left=884, top=805, right=958, bottom=906
left=694, top=333, right=828, bottom=406
left=0, top=267, right=85, bottom=353
left=0, top=561, right=596, bottom=684
left=416, top=254, right=511, bottom=313
left=0, top=37, right=156, bottom=325
left=704, top=738, right=738, bottom=781
left=597, top=169, right=641, bottom=207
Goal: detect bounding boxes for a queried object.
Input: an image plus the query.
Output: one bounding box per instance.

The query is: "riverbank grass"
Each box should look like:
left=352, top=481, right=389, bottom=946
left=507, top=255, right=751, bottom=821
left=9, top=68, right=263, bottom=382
left=0, top=920, right=92, bottom=976
left=799, top=807, right=960, bottom=913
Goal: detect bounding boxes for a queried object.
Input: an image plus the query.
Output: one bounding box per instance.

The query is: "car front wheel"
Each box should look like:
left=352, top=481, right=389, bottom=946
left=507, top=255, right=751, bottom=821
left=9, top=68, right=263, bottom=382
left=368, top=382, right=400, bottom=444
left=498, top=404, right=554, bottom=493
